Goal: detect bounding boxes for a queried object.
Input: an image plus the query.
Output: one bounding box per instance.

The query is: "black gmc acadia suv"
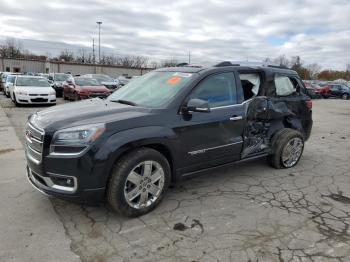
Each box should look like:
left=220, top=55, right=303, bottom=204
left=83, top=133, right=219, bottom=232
left=25, top=62, right=313, bottom=216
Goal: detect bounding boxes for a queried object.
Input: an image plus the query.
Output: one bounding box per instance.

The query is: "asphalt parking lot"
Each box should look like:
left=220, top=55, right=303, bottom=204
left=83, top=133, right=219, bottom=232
left=1, top=94, right=350, bottom=262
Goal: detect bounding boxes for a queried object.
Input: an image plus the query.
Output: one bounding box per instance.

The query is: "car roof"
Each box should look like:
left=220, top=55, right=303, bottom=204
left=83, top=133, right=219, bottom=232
left=155, top=63, right=298, bottom=75
left=16, top=75, right=46, bottom=79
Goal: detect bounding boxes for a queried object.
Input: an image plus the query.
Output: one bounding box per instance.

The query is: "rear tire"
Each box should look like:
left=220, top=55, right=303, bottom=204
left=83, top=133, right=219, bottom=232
left=107, top=148, right=171, bottom=217
left=268, top=128, right=304, bottom=169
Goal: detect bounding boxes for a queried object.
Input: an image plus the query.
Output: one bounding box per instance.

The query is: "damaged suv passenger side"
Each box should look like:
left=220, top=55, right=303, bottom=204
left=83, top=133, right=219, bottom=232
left=25, top=62, right=312, bottom=216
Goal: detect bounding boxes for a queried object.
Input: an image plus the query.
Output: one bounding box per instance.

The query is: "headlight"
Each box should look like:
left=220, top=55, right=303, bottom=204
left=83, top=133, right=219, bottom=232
left=49, top=90, right=56, bottom=95
left=50, top=124, right=105, bottom=155
left=16, top=91, right=28, bottom=95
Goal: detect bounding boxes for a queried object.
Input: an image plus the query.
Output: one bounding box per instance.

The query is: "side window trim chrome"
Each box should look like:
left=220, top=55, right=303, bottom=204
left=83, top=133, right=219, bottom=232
left=211, top=97, right=254, bottom=110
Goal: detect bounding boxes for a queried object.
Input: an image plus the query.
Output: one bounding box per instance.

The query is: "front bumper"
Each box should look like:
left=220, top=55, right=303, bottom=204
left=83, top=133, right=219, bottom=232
left=25, top=122, right=107, bottom=203
left=26, top=166, right=105, bottom=203
left=16, top=94, right=56, bottom=104
left=79, top=93, right=110, bottom=99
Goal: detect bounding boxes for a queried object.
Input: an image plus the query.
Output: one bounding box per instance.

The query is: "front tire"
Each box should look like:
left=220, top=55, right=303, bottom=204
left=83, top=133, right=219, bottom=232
left=268, top=128, right=304, bottom=169
left=74, top=93, right=80, bottom=101
left=107, top=148, right=171, bottom=217
left=342, top=94, right=349, bottom=100
left=13, top=94, right=21, bottom=107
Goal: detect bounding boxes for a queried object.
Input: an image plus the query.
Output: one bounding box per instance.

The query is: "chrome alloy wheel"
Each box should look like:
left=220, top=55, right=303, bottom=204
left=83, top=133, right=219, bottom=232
left=124, top=160, right=165, bottom=209
left=281, top=137, right=304, bottom=167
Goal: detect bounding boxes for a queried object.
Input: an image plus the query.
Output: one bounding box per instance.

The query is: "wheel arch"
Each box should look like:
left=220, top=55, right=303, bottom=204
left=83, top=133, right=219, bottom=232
left=99, top=126, right=178, bottom=191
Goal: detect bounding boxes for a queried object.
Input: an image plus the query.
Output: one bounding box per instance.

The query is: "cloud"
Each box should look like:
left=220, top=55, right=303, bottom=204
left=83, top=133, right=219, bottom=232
left=0, top=0, right=349, bottom=69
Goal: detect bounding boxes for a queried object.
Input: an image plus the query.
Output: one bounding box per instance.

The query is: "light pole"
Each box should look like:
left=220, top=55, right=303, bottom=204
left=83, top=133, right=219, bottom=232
left=96, top=21, right=102, bottom=63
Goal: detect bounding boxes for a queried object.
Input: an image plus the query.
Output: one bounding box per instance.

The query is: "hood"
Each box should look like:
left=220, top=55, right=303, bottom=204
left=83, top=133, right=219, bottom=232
left=30, top=98, right=152, bottom=131
left=16, top=86, right=54, bottom=94
left=78, top=86, right=110, bottom=93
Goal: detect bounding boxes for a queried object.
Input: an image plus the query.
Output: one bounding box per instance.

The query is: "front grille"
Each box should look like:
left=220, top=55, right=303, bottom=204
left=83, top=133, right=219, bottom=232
left=31, top=98, right=48, bottom=102
left=29, top=94, right=48, bottom=96
left=25, top=122, right=44, bottom=164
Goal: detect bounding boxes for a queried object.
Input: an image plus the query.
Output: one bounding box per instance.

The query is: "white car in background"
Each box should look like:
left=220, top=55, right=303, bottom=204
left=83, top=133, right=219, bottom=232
left=9, top=76, right=57, bottom=106
left=3, top=73, right=22, bottom=97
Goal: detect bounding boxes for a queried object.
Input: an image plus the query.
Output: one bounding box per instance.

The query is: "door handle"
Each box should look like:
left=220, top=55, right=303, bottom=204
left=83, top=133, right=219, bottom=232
left=229, top=116, right=243, bottom=121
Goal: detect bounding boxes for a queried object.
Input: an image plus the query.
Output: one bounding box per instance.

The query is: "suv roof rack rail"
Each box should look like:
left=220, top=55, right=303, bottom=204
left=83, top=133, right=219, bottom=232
left=176, top=63, right=203, bottom=68
left=214, top=61, right=290, bottom=69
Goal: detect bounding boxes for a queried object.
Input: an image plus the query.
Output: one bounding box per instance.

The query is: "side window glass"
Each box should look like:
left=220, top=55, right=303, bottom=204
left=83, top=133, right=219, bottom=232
left=274, top=75, right=297, bottom=96
left=190, top=72, right=237, bottom=108
left=239, top=73, right=261, bottom=100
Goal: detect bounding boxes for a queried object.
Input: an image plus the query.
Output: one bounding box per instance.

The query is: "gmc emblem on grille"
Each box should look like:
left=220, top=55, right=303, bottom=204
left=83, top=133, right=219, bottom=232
left=25, top=130, right=33, bottom=143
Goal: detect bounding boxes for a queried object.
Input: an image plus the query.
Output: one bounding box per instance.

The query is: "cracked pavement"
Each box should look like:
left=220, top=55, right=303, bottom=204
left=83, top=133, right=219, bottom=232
left=1, top=94, right=350, bottom=262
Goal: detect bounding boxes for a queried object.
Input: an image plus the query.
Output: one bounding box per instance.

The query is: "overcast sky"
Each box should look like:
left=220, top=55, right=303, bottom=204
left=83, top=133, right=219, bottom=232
left=0, top=0, right=349, bottom=69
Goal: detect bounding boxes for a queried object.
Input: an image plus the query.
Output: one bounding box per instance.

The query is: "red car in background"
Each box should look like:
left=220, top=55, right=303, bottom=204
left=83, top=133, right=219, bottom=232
left=63, top=77, right=111, bottom=100
left=315, top=84, right=331, bottom=97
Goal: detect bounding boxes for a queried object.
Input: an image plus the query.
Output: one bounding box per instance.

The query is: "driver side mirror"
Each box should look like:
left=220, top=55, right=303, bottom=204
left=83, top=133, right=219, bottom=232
left=66, top=79, right=73, bottom=85
left=183, top=98, right=210, bottom=113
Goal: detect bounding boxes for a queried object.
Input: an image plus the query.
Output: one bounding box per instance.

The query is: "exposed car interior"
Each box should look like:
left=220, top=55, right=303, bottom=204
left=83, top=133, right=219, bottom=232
left=239, top=73, right=261, bottom=100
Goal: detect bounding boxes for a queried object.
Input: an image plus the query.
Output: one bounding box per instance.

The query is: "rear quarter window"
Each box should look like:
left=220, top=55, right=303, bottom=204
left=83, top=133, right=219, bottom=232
left=274, top=75, right=301, bottom=96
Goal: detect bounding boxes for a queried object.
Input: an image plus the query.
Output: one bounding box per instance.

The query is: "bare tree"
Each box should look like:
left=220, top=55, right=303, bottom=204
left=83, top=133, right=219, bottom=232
left=133, top=56, right=149, bottom=68
left=306, top=63, right=322, bottom=80
left=58, top=50, right=75, bottom=62
left=262, top=57, right=272, bottom=64
left=0, top=38, right=23, bottom=58
left=273, top=55, right=290, bottom=67
left=149, top=61, right=159, bottom=69
left=160, top=57, right=178, bottom=67
left=76, top=48, right=87, bottom=63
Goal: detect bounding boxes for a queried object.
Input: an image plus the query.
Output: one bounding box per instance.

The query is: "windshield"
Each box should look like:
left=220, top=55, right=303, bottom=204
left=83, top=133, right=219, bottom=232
left=75, top=78, right=101, bottom=86
left=16, top=77, right=50, bottom=87
left=54, top=74, right=70, bottom=81
left=108, top=71, right=195, bottom=108
left=94, top=74, right=114, bottom=83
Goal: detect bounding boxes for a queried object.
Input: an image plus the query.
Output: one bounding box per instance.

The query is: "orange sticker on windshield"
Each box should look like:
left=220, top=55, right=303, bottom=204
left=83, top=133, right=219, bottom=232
left=166, top=76, right=182, bottom=85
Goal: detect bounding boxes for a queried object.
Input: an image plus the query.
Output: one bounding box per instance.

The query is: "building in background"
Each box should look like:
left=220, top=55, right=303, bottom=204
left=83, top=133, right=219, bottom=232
left=0, top=57, right=151, bottom=77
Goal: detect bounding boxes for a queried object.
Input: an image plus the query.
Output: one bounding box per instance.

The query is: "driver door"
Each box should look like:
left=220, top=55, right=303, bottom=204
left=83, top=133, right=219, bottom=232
left=175, top=72, right=245, bottom=173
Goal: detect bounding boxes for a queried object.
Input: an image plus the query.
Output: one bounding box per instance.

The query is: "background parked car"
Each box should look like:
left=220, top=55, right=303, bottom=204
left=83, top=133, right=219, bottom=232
left=63, top=77, right=112, bottom=101
left=324, top=84, right=350, bottom=99
left=9, top=76, right=56, bottom=106
left=48, top=73, right=72, bottom=97
left=117, top=75, right=131, bottom=86
left=83, top=74, right=119, bottom=91
left=0, top=72, right=7, bottom=91
left=4, top=74, right=16, bottom=97
left=314, top=84, right=331, bottom=98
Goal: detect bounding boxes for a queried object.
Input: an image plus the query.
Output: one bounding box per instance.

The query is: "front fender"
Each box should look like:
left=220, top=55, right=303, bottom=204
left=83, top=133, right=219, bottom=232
left=95, top=126, right=177, bottom=186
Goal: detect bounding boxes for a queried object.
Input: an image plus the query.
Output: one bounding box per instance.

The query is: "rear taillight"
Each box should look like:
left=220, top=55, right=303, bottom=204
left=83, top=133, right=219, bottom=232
left=306, top=100, right=313, bottom=109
